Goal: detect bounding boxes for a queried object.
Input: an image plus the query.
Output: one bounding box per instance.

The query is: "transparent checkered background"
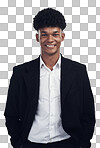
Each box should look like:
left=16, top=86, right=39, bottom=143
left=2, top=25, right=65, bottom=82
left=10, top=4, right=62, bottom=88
left=0, top=0, right=100, bottom=148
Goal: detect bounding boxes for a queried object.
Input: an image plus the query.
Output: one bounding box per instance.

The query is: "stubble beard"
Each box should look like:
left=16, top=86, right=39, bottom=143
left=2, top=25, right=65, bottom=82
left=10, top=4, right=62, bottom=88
left=42, top=47, right=60, bottom=57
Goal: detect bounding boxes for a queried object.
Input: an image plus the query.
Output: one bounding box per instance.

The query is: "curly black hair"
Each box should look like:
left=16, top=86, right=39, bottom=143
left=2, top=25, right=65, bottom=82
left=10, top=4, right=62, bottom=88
left=33, top=8, right=66, bottom=31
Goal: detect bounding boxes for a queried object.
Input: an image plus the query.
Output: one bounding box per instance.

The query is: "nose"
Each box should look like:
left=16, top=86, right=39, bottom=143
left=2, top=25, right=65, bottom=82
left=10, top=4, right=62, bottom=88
left=47, top=35, right=54, bottom=42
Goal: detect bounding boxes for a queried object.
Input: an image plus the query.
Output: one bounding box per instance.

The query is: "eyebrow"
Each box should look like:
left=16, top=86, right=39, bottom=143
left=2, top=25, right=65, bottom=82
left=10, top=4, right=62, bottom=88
left=40, top=31, right=59, bottom=34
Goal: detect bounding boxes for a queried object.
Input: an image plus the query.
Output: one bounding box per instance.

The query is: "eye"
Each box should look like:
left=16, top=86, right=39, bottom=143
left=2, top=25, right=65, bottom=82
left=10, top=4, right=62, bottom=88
left=41, top=34, right=48, bottom=37
left=53, top=34, right=59, bottom=37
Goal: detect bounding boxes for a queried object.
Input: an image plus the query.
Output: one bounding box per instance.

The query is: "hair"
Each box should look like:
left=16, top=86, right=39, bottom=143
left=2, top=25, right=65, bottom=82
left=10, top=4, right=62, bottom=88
left=33, top=8, right=66, bottom=31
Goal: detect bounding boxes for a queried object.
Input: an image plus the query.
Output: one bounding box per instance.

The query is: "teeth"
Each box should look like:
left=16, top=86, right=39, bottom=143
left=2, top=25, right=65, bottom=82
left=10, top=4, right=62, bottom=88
left=46, top=45, right=55, bottom=47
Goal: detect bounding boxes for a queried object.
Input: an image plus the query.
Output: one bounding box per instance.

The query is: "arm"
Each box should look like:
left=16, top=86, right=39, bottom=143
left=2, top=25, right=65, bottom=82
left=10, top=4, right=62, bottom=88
left=80, top=66, right=96, bottom=148
left=4, top=67, right=22, bottom=148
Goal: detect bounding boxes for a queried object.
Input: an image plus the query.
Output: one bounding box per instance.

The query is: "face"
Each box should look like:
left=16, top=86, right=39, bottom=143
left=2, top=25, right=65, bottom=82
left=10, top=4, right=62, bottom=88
left=36, top=27, right=65, bottom=56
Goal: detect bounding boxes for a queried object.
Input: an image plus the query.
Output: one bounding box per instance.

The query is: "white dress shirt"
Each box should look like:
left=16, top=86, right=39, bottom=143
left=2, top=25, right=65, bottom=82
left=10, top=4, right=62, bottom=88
left=28, top=54, right=70, bottom=143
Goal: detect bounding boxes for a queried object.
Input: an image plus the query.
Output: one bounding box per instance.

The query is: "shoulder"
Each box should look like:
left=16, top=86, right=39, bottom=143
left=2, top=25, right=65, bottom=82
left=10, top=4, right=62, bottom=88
left=13, top=56, right=40, bottom=74
left=62, top=55, right=86, bottom=71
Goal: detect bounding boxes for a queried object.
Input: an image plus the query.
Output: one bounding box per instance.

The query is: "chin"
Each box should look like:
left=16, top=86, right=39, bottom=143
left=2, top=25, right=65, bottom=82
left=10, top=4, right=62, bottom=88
left=46, top=50, right=59, bottom=56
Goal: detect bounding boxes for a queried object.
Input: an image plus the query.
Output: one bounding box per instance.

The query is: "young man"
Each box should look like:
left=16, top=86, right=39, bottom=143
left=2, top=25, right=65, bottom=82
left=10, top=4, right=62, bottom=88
left=4, top=8, right=95, bottom=148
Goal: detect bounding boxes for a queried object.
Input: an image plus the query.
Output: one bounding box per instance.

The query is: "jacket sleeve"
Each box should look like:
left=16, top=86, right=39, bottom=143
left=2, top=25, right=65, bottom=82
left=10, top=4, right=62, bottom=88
left=4, top=67, right=22, bottom=148
left=80, top=65, right=96, bottom=148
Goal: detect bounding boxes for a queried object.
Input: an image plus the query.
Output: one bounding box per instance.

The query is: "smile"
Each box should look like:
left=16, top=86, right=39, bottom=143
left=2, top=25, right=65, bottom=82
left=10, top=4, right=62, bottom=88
left=45, top=45, right=56, bottom=47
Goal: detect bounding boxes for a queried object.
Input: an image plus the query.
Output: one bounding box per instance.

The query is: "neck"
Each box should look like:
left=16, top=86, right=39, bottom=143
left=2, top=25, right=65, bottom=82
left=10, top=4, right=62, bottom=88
left=41, top=52, right=60, bottom=70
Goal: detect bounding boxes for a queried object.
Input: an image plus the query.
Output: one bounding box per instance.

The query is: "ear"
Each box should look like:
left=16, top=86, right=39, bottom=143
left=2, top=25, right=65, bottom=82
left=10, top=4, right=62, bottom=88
left=36, top=33, right=39, bottom=42
left=61, top=32, right=65, bottom=42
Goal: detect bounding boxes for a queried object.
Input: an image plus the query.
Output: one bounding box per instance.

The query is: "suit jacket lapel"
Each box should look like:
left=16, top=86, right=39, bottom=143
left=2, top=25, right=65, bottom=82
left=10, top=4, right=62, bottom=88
left=23, top=56, right=40, bottom=108
left=61, top=55, right=74, bottom=108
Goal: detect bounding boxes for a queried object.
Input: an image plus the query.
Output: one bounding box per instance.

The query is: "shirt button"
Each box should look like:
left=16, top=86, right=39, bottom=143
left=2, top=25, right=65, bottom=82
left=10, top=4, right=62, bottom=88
left=50, top=99, right=53, bottom=102
left=50, top=126, right=53, bottom=129
left=50, top=113, right=53, bottom=116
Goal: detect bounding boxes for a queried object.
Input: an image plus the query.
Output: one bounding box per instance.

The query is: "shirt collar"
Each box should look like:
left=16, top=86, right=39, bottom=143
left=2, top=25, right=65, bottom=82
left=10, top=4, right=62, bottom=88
left=40, top=54, right=61, bottom=69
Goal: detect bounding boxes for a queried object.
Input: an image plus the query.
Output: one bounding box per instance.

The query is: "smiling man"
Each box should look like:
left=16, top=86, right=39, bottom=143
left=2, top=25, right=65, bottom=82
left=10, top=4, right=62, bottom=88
left=4, top=8, right=95, bottom=148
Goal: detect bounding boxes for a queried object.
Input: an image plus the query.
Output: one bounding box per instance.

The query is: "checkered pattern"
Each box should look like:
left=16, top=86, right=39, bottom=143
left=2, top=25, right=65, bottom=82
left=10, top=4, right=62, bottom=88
left=0, top=0, right=100, bottom=147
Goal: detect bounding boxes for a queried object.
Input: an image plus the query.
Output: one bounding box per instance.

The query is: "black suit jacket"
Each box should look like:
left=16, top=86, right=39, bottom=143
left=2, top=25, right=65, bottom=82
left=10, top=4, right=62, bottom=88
left=4, top=55, right=95, bottom=148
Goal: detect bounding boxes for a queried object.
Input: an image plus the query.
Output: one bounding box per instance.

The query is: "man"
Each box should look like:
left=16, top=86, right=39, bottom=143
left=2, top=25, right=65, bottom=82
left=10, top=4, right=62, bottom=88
left=4, top=8, right=95, bottom=148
